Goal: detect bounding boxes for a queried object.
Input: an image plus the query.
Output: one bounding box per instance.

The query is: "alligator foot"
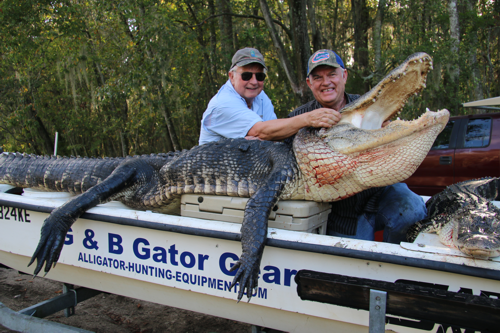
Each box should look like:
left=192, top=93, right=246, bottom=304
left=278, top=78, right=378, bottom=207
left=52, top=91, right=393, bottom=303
left=28, top=213, right=72, bottom=276
left=229, top=252, right=260, bottom=302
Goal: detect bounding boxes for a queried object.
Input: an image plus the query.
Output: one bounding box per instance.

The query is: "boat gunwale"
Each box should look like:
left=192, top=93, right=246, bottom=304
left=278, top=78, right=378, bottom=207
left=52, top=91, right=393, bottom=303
left=1, top=196, right=499, bottom=282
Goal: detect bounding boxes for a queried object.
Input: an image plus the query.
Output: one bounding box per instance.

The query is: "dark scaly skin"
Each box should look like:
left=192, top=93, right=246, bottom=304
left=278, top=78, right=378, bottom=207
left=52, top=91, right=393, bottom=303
left=28, top=158, right=154, bottom=274
left=406, top=177, right=500, bottom=257
left=0, top=140, right=297, bottom=301
left=229, top=149, right=294, bottom=300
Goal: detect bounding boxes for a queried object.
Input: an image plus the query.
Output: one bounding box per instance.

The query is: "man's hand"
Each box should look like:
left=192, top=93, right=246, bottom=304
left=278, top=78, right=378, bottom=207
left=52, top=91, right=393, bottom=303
left=245, top=136, right=263, bottom=141
left=307, top=108, right=341, bottom=128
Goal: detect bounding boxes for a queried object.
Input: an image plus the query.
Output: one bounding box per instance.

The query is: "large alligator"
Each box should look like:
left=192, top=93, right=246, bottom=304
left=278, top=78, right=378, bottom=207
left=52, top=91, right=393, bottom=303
left=0, top=52, right=449, bottom=301
left=406, top=177, right=500, bottom=258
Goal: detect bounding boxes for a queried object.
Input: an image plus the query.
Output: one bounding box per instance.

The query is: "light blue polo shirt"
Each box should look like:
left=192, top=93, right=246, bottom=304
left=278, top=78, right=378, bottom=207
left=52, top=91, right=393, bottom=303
left=199, top=80, right=276, bottom=145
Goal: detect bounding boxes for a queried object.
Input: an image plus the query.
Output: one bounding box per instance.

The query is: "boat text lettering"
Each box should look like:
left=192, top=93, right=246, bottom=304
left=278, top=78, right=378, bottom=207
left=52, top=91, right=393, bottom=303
left=0, top=205, right=30, bottom=223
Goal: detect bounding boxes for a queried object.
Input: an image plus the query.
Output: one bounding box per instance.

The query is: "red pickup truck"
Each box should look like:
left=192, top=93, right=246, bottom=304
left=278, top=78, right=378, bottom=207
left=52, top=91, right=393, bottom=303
left=403, top=112, right=500, bottom=197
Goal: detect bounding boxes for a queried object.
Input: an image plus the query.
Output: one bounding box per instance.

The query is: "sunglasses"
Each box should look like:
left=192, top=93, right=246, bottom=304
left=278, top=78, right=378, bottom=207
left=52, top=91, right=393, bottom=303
left=236, top=72, right=267, bottom=81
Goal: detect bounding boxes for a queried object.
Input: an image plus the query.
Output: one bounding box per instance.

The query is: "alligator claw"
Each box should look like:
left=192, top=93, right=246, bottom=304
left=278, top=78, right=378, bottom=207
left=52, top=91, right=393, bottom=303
left=229, top=252, right=260, bottom=301
left=28, top=214, right=69, bottom=276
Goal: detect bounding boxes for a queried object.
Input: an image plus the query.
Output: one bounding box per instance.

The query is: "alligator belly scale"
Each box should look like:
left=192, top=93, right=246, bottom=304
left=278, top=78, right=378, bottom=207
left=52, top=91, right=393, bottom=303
left=0, top=52, right=449, bottom=302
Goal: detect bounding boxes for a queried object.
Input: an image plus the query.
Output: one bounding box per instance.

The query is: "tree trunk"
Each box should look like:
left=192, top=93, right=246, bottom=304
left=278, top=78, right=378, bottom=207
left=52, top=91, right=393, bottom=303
left=217, top=0, right=235, bottom=67
left=331, top=0, right=340, bottom=50
left=84, top=28, right=124, bottom=152
left=120, top=131, right=127, bottom=157
left=289, top=0, right=313, bottom=103
left=307, top=0, right=323, bottom=50
left=208, top=0, right=219, bottom=83
left=485, top=30, right=496, bottom=97
left=159, top=100, right=180, bottom=151
left=351, top=0, right=370, bottom=91
left=373, top=0, right=386, bottom=82
left=27, top=104, right=54, bottom=155
left=448, top=0, right=460, bottom=113
left=259, top=0, right=301, bottom=97
left=186, top=2, right=217, bottom=97
left=465, top=0, right=483, bottom=104
left=448, top=0, right=460, bottom=83
left=120, top=101, right=129, bottom=156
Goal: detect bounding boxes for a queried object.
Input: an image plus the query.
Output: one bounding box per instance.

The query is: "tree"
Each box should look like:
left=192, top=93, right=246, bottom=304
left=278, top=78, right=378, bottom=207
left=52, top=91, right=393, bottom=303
left=1, top=0, right=499, bottom=156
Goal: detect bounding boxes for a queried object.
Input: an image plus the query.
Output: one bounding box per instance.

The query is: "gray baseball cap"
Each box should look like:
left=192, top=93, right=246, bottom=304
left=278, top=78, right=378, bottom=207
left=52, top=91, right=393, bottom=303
left=307, top=49, right=345, bottom=76
left=230, top=48, right=267, bottom=70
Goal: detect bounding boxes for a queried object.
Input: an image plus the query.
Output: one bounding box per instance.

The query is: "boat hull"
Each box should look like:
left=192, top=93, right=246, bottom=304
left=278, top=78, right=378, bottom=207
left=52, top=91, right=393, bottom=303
left=1, top=189, right=499, bottom=332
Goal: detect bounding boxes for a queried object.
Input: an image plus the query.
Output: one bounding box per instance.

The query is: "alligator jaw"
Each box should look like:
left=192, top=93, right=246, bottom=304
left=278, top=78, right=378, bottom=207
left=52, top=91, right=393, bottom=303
left=317, top=51, right=449, bottom=155
left=293, top=108, right=449, bottom=202
left=340, top=52, right=433, bottom=130
left=456, top=234, right=500, bottom=258
left=321, top=109, right=449, bottom=155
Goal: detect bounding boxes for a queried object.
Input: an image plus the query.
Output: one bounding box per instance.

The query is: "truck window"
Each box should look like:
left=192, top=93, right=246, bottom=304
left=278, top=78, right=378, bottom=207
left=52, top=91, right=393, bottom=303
left=431, top=120, right=455, bottom=150
left=463, top=118, right=491, bottom=148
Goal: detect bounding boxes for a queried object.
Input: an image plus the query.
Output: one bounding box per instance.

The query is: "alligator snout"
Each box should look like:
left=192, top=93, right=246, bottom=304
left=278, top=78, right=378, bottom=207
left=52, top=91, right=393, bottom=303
left=456, top=233, right=500, bottom=258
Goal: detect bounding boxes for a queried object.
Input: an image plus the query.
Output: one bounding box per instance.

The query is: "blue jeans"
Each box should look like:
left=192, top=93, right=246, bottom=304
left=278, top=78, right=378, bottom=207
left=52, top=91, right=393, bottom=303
left=328, top=183, right=427, bottom=244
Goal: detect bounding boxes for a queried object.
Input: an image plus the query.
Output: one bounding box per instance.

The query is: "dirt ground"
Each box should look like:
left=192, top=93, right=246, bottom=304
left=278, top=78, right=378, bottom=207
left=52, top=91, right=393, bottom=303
left=0, top=267, right=254, bottom=333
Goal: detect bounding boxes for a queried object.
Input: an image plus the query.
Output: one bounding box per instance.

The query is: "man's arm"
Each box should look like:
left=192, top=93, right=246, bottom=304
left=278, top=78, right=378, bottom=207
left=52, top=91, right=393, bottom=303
left=247, top=108, right=341, bottom=141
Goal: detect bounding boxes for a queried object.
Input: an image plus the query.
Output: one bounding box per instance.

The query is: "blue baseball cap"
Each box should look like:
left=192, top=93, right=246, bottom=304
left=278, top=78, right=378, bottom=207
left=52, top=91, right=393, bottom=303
left=307, top=50, right=345, bottom=76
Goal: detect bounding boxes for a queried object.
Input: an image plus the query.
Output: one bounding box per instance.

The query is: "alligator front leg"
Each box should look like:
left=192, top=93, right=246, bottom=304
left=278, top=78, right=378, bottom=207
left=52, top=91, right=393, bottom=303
left=406, top=217, right=443, bottom=242
left=229, top=170, right=289, bottom=301
left=29, top=159, right=149, bottom=276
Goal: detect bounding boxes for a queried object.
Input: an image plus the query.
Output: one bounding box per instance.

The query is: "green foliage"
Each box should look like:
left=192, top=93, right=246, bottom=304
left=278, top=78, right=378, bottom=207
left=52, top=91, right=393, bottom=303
left=1, top=0, right=499, bottom=156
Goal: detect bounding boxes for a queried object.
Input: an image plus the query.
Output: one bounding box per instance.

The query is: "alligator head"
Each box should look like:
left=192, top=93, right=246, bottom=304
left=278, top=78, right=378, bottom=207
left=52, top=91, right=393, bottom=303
left=453, top=203, right=500, bottom=258
left=408, top=178, right=500, bottom=258
left=291, top=52, right=450, bottom=202
left=452, top=179, right=500, bottom=257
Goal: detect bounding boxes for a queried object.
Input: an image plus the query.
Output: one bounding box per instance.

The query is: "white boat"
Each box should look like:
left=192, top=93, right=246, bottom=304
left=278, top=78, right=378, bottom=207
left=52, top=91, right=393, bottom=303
left=0, top=185, right=499, bottom=332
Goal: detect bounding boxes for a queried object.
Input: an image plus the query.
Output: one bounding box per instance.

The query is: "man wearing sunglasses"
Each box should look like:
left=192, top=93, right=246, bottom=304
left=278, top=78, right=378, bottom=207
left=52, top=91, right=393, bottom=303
left=199, top=47, right=340, bottom=145
left=287, top=49, right=426, bottom=244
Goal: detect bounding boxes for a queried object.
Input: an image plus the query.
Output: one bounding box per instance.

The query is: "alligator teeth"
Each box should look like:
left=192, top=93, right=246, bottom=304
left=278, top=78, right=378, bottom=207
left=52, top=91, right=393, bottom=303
left=430, top=65, right=434, bottom=70
left=403, top=71, right=406, bottom=75
left=422, top=83, right=426, bottom=88
left=419, top=59, right=423, bottom=63
left=415, top=92, right=418, bottom=96
left=372, top=98, right=376, bottom=103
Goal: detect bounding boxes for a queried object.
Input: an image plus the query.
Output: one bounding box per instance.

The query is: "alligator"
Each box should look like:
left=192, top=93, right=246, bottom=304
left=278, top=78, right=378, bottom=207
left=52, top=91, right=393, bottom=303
left=0, top=52, right=449, bottom=302
left=406, top=178, right=500, bottom=258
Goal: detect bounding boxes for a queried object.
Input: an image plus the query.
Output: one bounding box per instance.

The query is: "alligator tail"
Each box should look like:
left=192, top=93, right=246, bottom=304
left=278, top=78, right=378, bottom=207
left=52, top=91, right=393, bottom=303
left=0, top=153, right=123, bottom=194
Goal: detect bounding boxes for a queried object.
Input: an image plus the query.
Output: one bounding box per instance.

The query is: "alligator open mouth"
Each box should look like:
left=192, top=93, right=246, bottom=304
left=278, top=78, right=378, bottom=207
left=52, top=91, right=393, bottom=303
left=293, top=52, right=450, bottom=202
left=317, top=52, right=449, bottom=155
left=341, top=52, right=435, bottom=129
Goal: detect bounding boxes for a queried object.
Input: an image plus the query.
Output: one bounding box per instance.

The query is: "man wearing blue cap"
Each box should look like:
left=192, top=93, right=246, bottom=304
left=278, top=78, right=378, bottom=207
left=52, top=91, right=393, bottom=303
left=289, top=49, right=426, bottom=244
left=199, top=47, right=340, bottom=145
left=291, top=49, right=357, bottom=117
